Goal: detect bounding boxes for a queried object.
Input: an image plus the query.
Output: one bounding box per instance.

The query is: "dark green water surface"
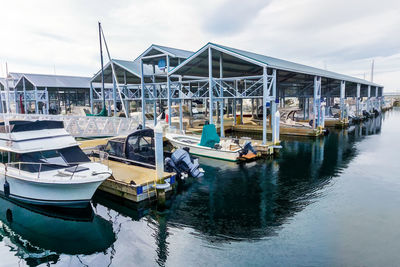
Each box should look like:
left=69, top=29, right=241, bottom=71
left=0, top=109, right=400, bottom=266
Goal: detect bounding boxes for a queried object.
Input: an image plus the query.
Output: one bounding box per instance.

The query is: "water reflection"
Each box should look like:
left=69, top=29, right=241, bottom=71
left=151, top=114, right=383, bottom=264
left=0, top=197, right=116, bottom=266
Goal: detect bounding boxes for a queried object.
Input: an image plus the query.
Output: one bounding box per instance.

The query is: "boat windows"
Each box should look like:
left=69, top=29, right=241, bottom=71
left=104, top=141, right=124, bottom=157
left=8, top=146, right=90, bottom=173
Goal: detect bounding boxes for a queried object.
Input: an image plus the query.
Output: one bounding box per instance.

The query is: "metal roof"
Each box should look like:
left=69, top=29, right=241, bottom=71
left=170, top=42, right=383, bottom=88
left=150, top=44, right=193, bottom=59
left=12, top=73, right=91, bottom=88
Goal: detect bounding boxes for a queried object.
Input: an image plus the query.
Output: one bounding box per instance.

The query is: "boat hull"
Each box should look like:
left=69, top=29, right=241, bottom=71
left=166, top=134, right=240, bottom=162
left=0, top=175, right=104, bottom=208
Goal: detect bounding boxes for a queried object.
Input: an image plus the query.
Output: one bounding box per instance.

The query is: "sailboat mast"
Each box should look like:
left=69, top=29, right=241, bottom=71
left=99, top=22, right=106, bottom=109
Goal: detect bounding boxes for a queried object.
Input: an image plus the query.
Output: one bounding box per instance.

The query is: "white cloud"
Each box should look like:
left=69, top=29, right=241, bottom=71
left=0, top=0, right=398, bottom=90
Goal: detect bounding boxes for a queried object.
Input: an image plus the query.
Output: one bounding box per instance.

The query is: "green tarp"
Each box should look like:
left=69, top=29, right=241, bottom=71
left=199, top=124, right=220, bottom=148
left=86, top=106, right=108, bottom=117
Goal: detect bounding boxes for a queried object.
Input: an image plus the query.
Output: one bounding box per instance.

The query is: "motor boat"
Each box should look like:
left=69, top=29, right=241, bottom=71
left=166, top=124, right=257, bottom=162
left=92, top=127, right=204, bottom=179
left=0, top=120, right=112, bottom=208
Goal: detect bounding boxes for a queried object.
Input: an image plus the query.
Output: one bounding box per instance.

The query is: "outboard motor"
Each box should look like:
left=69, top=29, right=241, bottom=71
left=165, top=149, right=204, bottom=179
left=239, top=141, right=257, bottom=157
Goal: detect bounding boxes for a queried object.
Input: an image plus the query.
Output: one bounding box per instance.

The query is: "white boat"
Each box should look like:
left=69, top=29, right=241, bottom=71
left=0, top=120, right=112, bottom=208
left=166, top=132, right=241, bottom=161
left=166, top=124, right=257, bottom=162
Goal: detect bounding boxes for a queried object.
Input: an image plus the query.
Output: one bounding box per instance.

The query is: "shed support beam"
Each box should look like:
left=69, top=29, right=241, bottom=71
left=90, top=82, right=94, bottom=113
left=367, top=85, right=371, bottom=112
left=22, top=78, right=27, bottom=114
left=140, top=59, right=146, bottom=126
left=340, top=81, right=346, bottom=120
left=34, top=86, right=38, bottom=114
left=208, top=47, right=213, bottom=124
left=179, top=76, right=183, bottom=133
left=219, top=54, right=224, bottom=137
left=356, top=84, right=361, bottom=117
left=313, top=76, right=321, bottom=128
left=271, top=69, right=279, bottom=144
left=112, top=72, right=117, bottom=117
left=375, top=86, right=378, bottom=110
left=152, top=71, right=157, bottom=126
left=167, top=55, right=172, bottom=126
left=262, top=66, right=268, bottom=145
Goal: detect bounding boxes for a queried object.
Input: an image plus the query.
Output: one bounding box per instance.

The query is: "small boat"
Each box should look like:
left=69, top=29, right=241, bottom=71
left=0, top=120, right=112, bottom=208
left=166, top=124, right=257, bottom=162
left=91, top=127, right=204, bottom=179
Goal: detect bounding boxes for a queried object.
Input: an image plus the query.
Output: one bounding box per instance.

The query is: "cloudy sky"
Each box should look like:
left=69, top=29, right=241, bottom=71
left=0, top=0, right=399, bottom=91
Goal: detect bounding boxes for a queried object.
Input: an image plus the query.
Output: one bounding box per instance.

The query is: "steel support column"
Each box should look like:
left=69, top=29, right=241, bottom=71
left=22, top=78, right=27, bottom=114
left=34, top=85, right=38, bottom=114
left=340, top=81, right=346, bottom=120
left=367, top=85, right=371, bottom=112
left=167, top=55, right=172, bottom=126
left=90, top=82, right=94, bottom=113
left=262, top=66, right=268, bottom=145
left=271, top=69, right=278, bottom=144
left=219, top=54, right=224, bottom=137
left=356, top=83, right=361, bottom=117
left=313, top=76, right=321, bottom=128
left=208, top=47, right=213, bottom=124
left=140, top=59, right=146, bottom=126
left=179, top=76, right=183, bottom=132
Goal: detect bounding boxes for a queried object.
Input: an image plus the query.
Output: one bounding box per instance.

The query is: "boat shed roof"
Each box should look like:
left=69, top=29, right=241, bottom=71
left=170, top=42, right=383, bottom=88
left=91, top=44, right=194, bottom=84
left=12, top=73, right=91, bottom=89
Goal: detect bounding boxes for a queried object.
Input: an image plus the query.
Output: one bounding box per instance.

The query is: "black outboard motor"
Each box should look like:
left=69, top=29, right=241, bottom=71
left=239, top=141, right=257, bottom=157
left=165, top=149, right=204, bottom=179
left=363, top=110, right=372, bottom=119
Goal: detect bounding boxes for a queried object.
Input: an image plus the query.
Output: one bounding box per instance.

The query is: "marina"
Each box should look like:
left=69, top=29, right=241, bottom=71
left=0, top=1, right=399, bottom=265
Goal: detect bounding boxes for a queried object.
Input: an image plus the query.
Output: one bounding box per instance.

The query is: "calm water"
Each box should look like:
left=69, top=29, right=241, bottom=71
left=1, top=109, right=400, bottom=266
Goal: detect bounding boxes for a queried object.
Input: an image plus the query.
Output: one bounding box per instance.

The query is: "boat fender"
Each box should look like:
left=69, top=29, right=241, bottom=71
left=4, top=180, right=10, bottom=198
left=324, top=128, right=330, bottom=136
left=6, top=209, right=12, bottom=223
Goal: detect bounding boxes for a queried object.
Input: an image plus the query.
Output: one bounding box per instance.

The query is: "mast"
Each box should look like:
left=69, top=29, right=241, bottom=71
left=99, top=22, right=106, bottom=110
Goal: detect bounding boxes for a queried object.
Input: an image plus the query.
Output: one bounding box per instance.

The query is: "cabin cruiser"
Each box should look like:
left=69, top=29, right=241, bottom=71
left=166, top=124, right=257, bottom=162
left=93, top=127, right=204, bottom=179
left=0, top=120, right=111, bottom=208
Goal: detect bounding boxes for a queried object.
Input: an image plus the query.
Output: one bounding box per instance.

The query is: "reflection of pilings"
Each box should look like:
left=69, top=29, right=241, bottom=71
left=153, top=214, right=169, bottom=267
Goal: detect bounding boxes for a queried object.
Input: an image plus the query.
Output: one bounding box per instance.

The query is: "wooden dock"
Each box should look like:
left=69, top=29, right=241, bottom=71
left=80, top=139, right=176, bottom=203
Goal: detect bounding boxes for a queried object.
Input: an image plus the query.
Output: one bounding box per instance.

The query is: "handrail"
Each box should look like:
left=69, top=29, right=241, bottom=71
left=3, top=151, right=110, bottom=180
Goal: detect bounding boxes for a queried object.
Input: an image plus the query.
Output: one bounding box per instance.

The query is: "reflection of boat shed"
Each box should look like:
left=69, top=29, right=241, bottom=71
left=12, top=73, right=92, bottom=114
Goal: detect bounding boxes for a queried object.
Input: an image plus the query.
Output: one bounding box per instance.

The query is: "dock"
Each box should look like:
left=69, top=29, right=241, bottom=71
left=80, top=139, right=176, bottom=203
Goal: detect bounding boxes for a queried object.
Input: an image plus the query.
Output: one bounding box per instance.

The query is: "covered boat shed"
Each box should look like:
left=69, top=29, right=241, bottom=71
left=12, top=73, right=92, bottom=114
left=90, top=44, right=193, bottom=119
left=166, top=42, right=383, bottom=144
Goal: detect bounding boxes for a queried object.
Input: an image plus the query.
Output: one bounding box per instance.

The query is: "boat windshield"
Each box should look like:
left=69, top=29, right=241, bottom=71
left=3, top=146, right=91, bottom=172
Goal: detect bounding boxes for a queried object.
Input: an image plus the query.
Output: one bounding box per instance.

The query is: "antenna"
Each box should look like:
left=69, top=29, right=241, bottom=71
left=370, top=59, right=374, bottom=82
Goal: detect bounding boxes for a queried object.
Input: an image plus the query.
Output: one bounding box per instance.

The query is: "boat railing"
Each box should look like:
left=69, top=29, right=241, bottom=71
left=5, top=160, right=99, bottom=180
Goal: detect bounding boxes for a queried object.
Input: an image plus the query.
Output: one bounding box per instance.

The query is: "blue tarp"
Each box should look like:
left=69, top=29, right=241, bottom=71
left=199, top=124, right=220, bottom=148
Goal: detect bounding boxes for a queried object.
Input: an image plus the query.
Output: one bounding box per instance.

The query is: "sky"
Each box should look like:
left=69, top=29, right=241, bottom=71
left=0, top=0, right=399, bottom=91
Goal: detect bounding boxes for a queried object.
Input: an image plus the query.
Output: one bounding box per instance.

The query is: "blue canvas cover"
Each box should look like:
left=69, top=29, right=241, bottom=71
left=199, top=124, right=220, bottom=148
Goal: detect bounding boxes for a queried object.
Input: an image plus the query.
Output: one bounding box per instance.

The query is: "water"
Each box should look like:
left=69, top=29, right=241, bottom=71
left=1, top=109, right=400, bottom=266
